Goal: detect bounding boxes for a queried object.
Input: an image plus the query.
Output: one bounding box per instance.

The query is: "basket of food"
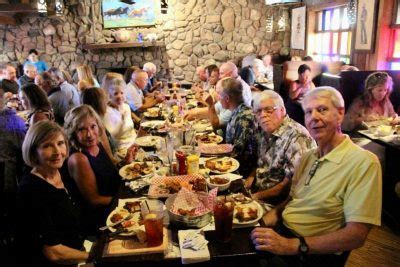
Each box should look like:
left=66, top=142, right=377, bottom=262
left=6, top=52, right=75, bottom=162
left=165, top=188, right=218, bottom=228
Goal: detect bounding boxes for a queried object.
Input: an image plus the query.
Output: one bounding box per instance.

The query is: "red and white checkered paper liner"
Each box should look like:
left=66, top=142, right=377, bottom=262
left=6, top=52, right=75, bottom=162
left=170, top=187, right=218, bottom=216
left=199, top=144, right=233, bottom=155
left=148, top=174, right=205, bottom=198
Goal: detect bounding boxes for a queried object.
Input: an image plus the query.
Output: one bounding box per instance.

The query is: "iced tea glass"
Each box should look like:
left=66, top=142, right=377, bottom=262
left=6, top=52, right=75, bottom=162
left=141, top=200, right=164, bottom=247
left=213, top=197, right=235, bottom=243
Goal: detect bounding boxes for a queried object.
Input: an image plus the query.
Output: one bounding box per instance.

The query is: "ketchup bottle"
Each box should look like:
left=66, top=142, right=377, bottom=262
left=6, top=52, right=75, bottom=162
left=175, top=150, right=187, bottom=175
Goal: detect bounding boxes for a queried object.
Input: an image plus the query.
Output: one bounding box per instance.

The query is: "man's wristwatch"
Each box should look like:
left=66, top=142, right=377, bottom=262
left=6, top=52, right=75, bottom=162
left=298, top=236, right=309, bottom=257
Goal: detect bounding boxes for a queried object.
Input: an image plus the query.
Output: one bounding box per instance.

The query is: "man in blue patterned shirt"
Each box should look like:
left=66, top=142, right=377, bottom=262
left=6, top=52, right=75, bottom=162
left=245, top=90, right=315, bottom=204
left=221, top=77, right=258, bottom=177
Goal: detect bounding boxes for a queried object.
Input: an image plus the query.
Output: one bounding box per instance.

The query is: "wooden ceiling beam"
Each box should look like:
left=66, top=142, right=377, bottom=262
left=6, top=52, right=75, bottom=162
left=0, top=4, right=36, bottom=13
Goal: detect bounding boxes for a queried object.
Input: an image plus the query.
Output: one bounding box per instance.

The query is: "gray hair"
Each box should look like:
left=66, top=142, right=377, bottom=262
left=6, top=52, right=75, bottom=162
left=24, top=63, right=37, bottom=72
left=22, top=121, right=69, bottom=167
left=301, top=86, right=344, bottom=110
left=105, top=77, right=126, bottom=96
left=253, top=90, right=285, bottom=112
left=143, top=62, right=156, bottom=73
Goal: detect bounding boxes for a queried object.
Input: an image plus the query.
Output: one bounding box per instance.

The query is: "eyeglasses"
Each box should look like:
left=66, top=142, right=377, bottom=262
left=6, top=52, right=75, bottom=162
left=305, top=160, right=321, bottom=186
left=256, top=106, right=278, bottom=116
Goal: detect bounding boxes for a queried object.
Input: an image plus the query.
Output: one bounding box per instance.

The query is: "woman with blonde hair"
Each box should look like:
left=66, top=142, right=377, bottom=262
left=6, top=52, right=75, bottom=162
left=343, top=72, right=399, bottom=132
left=76, top=64, right=99, bottom=92
left=17, top=121, right=91, bottom=266
left=64, top=105, right=120, bottom=231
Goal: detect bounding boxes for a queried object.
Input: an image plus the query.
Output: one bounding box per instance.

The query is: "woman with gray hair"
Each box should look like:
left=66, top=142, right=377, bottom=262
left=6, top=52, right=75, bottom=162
left=64, top=105, right=121, bottom=232
left=103, top=76, right=137, bottom=152
left=17, top=121, right=91, bottom=266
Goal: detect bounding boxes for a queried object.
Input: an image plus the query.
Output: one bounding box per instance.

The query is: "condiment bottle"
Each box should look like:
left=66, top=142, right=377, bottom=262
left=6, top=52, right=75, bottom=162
left=187, top=153, right=199, bottom=174
left=175, top=150, right=187, bottom=175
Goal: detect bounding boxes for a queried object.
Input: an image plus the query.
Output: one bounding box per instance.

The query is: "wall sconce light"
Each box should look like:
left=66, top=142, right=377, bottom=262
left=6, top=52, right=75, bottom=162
left=161, top=0, right=168, bottom=14
left=265, top=8, right=274, bottom=32
left=277, top=12, right=286, bottom=31
left=37, top=0, right=65, bottom=16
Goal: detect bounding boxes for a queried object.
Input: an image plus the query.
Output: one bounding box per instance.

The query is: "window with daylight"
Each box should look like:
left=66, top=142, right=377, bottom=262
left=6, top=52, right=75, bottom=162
left=308, top=6, right=352, bottom=63
left=389, top=29, right=400, bottom=70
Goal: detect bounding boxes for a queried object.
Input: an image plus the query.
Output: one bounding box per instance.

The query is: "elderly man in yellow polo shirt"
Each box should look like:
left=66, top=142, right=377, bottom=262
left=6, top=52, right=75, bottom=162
left=250, top=87, right=382, bottom=266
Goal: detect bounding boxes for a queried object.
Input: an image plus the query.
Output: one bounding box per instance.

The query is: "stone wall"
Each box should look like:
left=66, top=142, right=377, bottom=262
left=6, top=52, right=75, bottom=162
left=0, top=0, right=295, bottom=82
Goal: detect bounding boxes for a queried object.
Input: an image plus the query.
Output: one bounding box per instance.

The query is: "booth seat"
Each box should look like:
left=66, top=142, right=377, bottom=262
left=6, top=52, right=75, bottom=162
left=282, top=60, right=343, bottom=87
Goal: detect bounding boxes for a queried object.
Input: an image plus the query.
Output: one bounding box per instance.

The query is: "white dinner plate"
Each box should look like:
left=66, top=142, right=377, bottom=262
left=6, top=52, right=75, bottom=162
left=233, top=200, right=264, bottom=225
left=202, top=157, right=239, bottom=174
left=106, top=208, right=143, bottom=236
left=140, top=120, right=165, bottom=129
left=119, top=161, right=155, bottom=180
left=135, top=136, right=163, bottom=147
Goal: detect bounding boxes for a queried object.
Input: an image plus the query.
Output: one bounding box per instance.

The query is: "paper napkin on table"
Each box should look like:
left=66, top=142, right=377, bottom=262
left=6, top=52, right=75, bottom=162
left=178, top=230, right=210, bottom=264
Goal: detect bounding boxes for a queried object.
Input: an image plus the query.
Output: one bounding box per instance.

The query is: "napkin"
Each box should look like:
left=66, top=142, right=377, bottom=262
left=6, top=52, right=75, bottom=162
left=178, top=230, right=210, bottom=264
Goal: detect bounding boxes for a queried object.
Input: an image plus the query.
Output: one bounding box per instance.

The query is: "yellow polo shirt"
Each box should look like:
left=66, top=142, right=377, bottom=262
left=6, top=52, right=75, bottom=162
left=282, top=136, right=382, bottom=237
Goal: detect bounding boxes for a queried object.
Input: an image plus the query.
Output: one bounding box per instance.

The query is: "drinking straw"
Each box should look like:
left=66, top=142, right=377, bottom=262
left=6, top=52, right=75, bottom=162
left=145, top=200, right=150, bottom=213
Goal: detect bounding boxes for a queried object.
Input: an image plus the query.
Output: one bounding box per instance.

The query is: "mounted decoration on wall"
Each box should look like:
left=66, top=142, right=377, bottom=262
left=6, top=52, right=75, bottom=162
left=354, top=0, right=379, bottom=52
left=102, top=0, right=159, bottom=28
left=290, top=6, right=306, bottom=50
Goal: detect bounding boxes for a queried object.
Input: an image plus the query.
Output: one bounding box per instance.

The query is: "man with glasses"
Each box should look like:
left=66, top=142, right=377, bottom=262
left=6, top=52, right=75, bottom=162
left=245, top=90, right=315, bottom=204
left=251, top=87, right=382, bottom=266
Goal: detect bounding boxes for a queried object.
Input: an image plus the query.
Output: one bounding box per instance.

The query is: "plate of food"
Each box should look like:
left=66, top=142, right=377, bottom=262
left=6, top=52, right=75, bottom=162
left=135, top=136, right=163, bottom=147
left=192, top=119, right=212, bottom=132
left=106, top=206, right=144, bottom=236
left=229, top=193, right=264, bottom=225
left=143, top=107, right=164, bottom=119
left=199, top=143, right=233, bottom=156
left=148, top=175, right=207, bottom=198
left=119, top=161, right=155, bottom=180
left=140, top=120, right=165, bottom=131
left=195, top=133, right=223, bottom=144
left=203, top=157, right=239, bottom=174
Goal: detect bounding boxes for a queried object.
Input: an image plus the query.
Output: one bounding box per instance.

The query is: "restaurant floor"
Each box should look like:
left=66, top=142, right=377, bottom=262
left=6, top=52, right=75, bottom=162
left=346, top=224, right=400, bottom=266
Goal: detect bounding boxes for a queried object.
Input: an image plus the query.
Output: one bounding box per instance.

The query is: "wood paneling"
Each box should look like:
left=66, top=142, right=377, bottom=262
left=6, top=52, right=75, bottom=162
left=346, top=225, right=400, bottom=266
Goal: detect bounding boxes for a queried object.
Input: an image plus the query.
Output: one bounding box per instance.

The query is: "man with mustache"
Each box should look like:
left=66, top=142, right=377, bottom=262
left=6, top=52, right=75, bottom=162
left=251, top=87, right=382, bottom=266
left=245, top=90, right=315, bottom=204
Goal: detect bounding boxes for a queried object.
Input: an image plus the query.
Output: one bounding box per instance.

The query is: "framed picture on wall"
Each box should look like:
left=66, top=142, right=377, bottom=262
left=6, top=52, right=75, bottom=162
left=354, top=0, right=379, bottom=52
left=392, top=0, right=400, bottom=26
left=291, top=6, right=306, bottom=50
left=102, top=0, right=159, bottom=28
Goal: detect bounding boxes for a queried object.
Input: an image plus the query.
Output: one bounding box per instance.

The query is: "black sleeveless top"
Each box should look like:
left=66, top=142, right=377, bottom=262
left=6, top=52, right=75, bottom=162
left=69, top=144, right=121, bottom=233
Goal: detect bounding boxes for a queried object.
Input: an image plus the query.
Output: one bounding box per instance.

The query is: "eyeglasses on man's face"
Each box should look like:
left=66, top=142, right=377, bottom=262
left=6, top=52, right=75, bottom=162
left=255, top=106, right=278, bottom=116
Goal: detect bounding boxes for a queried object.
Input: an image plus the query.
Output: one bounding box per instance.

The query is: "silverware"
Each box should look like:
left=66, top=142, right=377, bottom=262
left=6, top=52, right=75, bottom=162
left=99, top=213, right=133, bottom=231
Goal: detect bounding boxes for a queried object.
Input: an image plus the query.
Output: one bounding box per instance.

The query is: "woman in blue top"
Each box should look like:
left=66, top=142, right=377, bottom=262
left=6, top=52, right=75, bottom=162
left=24, top=49, right=48, bottom=74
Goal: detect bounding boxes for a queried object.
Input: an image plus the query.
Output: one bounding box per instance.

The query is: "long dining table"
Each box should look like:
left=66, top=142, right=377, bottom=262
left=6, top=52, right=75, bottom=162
left=92, top=90, right=269, bottom=266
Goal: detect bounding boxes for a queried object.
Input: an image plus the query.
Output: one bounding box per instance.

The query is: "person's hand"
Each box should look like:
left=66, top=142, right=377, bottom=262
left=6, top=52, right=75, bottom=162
left=204, top=93, right=214, bottom=107
left=251, top=192, right=260, bottom=200
left=124, top=144, right=139, bottom=164
left=262, top=208, right=280, bottom=227
left=184, top=110, right=197, bottom=121
left=389, top=116, right=400, bottom=125
left=250, top=227, right=298, bottom=255
left=3, top=92, right=13, bottom=102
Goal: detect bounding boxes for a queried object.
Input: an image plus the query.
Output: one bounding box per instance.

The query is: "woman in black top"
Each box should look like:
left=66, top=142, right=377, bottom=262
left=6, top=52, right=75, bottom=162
left=17, top=121, right=89, bottom=266
left=64, top=105, right=121, bottom=232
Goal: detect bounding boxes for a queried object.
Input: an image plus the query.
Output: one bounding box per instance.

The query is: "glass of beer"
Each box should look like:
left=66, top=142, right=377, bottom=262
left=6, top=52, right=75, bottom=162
left=213, top=197, right=235, bottom=243
left=141, top=200, right=164, bottom=247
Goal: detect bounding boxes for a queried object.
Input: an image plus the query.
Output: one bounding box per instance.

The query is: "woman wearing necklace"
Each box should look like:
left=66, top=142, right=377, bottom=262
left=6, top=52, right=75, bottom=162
left=17, top=121, right=91, bottom=266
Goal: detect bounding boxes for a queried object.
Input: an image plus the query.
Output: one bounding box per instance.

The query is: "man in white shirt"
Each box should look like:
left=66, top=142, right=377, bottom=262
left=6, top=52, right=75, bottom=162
left=125, top=70, right=161, bottom=113
left=219, top=61, right=252, bottom=107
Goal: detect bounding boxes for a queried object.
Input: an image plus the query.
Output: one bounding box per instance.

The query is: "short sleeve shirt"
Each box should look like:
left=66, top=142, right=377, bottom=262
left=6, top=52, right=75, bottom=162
left=283, top=136, right=382, bottom=237
left=254, top=116, right=315, bottom=191
left=125, top=82, right=144, bottom=111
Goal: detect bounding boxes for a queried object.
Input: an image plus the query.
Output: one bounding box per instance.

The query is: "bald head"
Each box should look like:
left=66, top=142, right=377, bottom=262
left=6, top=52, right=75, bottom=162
left=196, top=66, right=207, bottom=82
left=4, top=65, right=17, bottom=81
left=219, top=61, right=238, bottom=79
left=132, top=71, right=148, bottom=90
